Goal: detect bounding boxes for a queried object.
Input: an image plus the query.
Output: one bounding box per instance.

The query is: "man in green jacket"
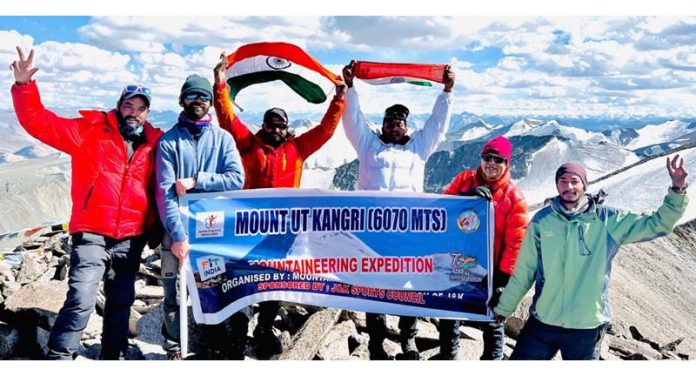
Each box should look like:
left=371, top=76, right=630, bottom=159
left=493, top=156, right=689, bottom=360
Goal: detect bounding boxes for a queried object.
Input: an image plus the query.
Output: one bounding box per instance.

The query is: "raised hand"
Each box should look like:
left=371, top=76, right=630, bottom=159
left=214, top=52, right=229, bottom=84
left=666, top=154, right=688, bottom=190
left=342, top=60, right=355, bottom=88
left=10, top=46, right=39, bottom=85
left=335, top=82, right=347, bottom=99
left=443, top=64, right=455, bottom=93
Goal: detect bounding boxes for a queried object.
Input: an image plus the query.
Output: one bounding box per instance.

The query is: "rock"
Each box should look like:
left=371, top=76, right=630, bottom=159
left=279, top=308, right=341, bottom=360
left=1, top=280, right=21, bottom=299
left=82, top=312, right=103, bottom=340
left=607, top=336, right=663, bottom=360
left=4, top=280, right=69, bottom=329
left=343, top=310, right=366, bottom=331
left=600, top=336, right=622, bottom=360
left=661, top=337, right=685, bottom=353
left=503, top=316, right=525, bottom=339
left=383, top=338, right=401, bottom=358
left=16, top=253, right=48, bottom=285
left=134, top=303, right=167, bottom=360
left=0, top=321, right=20, bottom=359
left=459, top=323, right=483, bottom=341
left=135, top=285, right=164, bottom=300
left=317, top=319, right=358, bottom=360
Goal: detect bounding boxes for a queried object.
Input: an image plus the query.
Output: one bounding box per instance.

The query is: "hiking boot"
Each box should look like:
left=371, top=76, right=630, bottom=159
left=396, top=350, right=420, bottom=360
left=368, top=345, right=393, bottom=360
left=253, top=327, right=282, bottom=360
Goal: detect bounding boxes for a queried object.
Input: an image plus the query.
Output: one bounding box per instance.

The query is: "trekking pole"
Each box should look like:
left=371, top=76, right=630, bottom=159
left=180, top=259, right=189, bottom=359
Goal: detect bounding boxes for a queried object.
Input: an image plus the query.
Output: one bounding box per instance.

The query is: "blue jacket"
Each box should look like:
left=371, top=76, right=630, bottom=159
left=156, top=122, right=244, bottom=242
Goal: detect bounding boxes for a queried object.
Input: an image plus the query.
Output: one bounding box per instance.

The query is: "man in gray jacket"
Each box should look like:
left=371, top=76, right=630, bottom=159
left=156, top=74, right=245, bottom=359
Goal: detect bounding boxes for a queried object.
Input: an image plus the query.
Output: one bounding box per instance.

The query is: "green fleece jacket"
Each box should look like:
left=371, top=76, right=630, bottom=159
left=494, top=188, right=688, bottom=329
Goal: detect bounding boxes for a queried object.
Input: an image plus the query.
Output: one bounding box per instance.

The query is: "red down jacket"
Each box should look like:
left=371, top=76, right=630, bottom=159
left=11, top=81, right=163, bottom=239
left=214, top=82, right=344, bottom=188
left=443, top=167, right=528, bottom=275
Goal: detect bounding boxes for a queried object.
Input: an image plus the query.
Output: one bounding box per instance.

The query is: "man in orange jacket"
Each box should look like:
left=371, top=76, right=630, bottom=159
left=438, top=136, right=528, bottom=360
left=10, top=47, right=163, bottom=359
left=213, top=53, right=346, bottom=359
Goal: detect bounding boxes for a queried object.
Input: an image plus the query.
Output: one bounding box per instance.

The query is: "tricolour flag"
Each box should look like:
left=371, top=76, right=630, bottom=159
left=223, top=42, right=341, bottom=104
left=354, top=61, right=446, bottom=87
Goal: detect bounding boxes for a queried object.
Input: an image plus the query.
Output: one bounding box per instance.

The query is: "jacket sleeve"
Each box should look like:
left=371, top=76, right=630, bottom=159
left=411, top=91, right=453, bottom=158
left=494, top=219, right=539, bottom=317
left=213, top=82, right=254, bottom=153
left=607, top=188, right=688, bottom=246
left=295, top=97, right=345, bottom=160
left=11, top=81, right=84, bottom=154
left=442, top=172, right=465, bottom=195
left=155, top=139, right=187, bottom=243
left=195, top=133, right=245, bottom=192
left=498, top=195, right=529, bottom=275
left=342, top=87, right=372, bottom=152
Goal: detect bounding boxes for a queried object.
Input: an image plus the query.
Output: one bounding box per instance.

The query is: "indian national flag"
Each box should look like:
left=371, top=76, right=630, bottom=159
left=354, top=61, right=446, bottom=87
left=224, top=42, right=341, bottom=104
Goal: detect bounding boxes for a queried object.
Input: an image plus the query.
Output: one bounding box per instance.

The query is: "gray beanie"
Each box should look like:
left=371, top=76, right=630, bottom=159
left=180, top=74, right=213, bottom=100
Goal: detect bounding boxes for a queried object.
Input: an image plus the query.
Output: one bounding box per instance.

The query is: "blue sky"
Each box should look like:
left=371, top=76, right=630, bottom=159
left=2, top=5, right=696, bottom=119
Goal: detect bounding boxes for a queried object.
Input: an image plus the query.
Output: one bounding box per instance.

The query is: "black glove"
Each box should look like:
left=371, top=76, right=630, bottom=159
left=488, top=287, right=504, bottom=309
left=464, top=185, right=492, bottom=201
left=493, top=271, right=511, bottom=289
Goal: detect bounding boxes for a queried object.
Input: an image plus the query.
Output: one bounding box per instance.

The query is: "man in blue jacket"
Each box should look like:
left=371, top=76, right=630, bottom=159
left=156, top=74, right=245, bottom=360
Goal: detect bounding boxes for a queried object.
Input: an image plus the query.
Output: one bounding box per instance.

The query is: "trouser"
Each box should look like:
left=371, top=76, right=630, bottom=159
left=439, top=319, right=505, bottom=359
left=366, top=313, right=418, bottom=351
left=160, top=233, right=249, bottom=356
left=46, top=232, right=145, bottom=360
left=510, top=315, right=608, bottom=360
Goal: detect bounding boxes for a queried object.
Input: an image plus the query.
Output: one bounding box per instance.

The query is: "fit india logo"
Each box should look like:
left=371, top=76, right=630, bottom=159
left=195, top=211, right=225, bottom=238
left=196, top=255, right=226, bottom=281
left=456, top=211, right=480, bottom=233
left=450, top=253, right=477, bottom=269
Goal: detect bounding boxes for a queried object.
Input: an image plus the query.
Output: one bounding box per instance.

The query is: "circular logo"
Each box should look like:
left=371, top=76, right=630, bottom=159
left=266, top=56, right=292, bottom=70
left=457, top=211, right=480, bottom=233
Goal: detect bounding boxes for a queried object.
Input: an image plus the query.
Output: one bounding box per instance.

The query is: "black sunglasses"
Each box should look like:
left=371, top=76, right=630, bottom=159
left=265, top=123, right=288, bottom=131
left=481, top=154, right=506, bottom=164
left=184, top=92, right=212, bottom=102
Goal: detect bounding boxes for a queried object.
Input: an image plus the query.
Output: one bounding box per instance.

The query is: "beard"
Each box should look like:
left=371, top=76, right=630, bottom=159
left=260, top=131, right=287, bottom=148
left=183, top=102, right=209, bottom=120
left=116, top=112, right=144, bottom=139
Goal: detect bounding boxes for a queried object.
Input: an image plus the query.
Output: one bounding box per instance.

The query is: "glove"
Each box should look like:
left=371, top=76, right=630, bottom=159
left=493, top=271, right=511, bottom=289
left=488, top=287, right=504, bottom=309
left=464, top=185, right=492, bottom=201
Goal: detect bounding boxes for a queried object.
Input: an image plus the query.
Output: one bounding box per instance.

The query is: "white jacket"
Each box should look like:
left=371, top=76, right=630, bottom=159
left=342, top=87, right=453, bottom=192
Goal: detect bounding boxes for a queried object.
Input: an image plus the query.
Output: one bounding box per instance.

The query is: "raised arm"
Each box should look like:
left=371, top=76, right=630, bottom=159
left=412, top=65, right=455, bottom=158
left=295, top=84, right=346, bottom=159
left=10, top=46, right=84, bottom=154
left=608, top=154, right=689, bottom=245
left=213, top=52, right=254, bottom=153
left=341, top=61, right=372, bottom=151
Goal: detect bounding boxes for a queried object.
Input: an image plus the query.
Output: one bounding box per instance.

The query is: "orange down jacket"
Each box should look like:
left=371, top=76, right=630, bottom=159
left=213, top=82, right=344, bottom=188
left=443, top=167, right=528, bottom=275
left=11, top=80, right=162, bottom=239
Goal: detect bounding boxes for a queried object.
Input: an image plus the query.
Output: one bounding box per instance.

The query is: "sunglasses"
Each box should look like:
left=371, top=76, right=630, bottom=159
left=122, top=85, right=151, bottom=97
left=481, top=154, right=506, bottom=164
left=184, top=92, right=212, bottom=102
left=385, top=111, right=408, bottom=120
left=265, top=123, right=288, bottom=131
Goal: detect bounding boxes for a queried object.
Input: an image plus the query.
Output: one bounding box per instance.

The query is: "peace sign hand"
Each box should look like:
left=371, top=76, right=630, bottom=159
left=666, top=154, right=688, bottom=190
left=10, top=46, right=39, bottom=85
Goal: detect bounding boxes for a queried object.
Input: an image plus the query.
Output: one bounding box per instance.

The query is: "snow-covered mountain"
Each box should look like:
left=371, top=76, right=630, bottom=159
left=625, top=120, right=696, bottom=150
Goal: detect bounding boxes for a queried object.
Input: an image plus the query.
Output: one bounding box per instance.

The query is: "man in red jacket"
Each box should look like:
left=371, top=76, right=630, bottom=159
left=10, top=47, right=163, bottom=360
left=437, top=136, right=528, bottom=360
left=213, top=53, right=345, bottom=359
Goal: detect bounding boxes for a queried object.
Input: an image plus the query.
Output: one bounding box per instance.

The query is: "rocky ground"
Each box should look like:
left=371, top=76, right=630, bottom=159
left=1, top=222, right=694, bottom=361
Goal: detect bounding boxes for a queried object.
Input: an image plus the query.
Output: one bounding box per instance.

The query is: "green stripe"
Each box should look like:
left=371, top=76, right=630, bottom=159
left=227, top=71, right=328, bottom=104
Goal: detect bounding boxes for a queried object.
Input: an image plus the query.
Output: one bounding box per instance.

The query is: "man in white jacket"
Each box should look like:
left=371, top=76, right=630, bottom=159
left=342, top=62, right=455, bottom=359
